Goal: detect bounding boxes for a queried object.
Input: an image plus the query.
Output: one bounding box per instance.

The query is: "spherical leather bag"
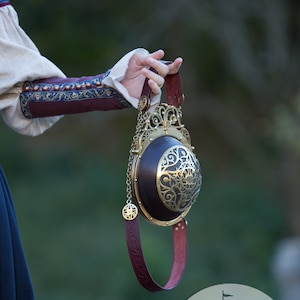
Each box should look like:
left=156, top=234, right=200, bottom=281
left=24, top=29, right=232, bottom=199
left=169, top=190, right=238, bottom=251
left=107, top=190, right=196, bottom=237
left=122, top=68, right=202, bottom=292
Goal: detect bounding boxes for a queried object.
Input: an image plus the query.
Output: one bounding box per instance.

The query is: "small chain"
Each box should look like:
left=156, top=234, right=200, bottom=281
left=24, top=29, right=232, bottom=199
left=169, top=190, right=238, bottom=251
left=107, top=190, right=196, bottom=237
left=125, top=110, right=148, bottom=204
left=125, top=104, right=182, bottom=205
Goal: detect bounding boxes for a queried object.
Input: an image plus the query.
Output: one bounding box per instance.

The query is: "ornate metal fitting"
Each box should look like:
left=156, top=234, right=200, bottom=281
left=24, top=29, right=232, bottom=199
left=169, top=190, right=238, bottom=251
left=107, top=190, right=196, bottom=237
left=122, top=203, right=138, bottom=221
left=133, top=103, right=192, bottom=153
left=138, top=95, right=151, bottom=112
left=124, top=103, right=202, bottom=226
left=157, top=145, right=201, bottom=213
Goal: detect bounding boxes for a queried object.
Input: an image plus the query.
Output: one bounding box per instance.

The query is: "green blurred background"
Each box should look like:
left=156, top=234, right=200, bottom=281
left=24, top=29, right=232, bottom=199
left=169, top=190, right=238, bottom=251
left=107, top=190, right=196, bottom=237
left=2, top=0, right=300, bottom=299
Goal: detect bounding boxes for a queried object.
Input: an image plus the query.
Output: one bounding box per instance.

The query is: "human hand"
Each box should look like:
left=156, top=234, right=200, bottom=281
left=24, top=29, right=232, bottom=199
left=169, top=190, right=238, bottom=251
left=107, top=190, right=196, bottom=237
left=121, top=49, right=183, bottom=99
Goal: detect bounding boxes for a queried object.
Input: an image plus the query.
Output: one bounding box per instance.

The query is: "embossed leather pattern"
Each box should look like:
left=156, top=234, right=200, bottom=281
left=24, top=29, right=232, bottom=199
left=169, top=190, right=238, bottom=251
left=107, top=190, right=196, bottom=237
left=20, top=72, right=131, bottom=118
left=166, top=72, right=184, bottom=107
left=125, top=216, right=187, bottom=292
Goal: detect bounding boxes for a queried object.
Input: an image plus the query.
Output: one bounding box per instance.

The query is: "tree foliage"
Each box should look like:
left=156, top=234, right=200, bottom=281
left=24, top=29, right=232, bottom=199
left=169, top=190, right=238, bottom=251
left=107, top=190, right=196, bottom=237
left=2, top=0, right=300, bottom=298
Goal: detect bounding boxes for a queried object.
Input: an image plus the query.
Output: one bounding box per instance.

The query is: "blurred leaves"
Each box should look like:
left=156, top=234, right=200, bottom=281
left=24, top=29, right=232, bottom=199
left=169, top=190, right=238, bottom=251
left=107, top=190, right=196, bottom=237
left=3, top=0, right=300, bottom=298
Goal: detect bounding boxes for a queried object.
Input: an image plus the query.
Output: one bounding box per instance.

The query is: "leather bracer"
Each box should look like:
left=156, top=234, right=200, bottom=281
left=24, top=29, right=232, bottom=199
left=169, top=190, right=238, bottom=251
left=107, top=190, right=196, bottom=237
left=20, top=71, right=132, bottom=118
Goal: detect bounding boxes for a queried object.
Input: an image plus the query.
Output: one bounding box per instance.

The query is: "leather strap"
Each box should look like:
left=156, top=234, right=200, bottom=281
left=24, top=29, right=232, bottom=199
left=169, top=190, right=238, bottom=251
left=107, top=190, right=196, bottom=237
left=165, top=72, right=184, bottom=107
left=125, top=65, right=187, bottom=291
left=124, top=216, right=188, bottom=292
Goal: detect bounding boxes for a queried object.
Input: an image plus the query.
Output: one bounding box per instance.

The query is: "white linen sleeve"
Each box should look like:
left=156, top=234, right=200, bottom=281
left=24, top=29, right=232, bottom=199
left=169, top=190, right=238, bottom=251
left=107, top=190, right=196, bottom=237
left=0, top=5, right=66, bottom=136
left=0, top=6, right=160, bottom=137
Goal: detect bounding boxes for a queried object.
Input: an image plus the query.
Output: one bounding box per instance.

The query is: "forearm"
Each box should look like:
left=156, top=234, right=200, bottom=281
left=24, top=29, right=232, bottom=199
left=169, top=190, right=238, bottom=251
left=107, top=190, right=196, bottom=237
left=20, top=72, right=132, bottom=119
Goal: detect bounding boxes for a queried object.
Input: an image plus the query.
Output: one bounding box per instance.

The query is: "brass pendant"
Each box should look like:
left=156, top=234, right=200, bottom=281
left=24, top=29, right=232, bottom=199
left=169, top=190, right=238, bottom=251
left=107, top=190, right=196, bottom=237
left=122, top=203, right=138, bottom=221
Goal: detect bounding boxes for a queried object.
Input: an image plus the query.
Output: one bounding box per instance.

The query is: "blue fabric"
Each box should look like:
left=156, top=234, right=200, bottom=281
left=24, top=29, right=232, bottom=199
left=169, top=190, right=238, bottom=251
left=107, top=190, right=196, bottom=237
left=0, top=166, right=35, bottom=300
left=0, top=0, right=9, bottom=5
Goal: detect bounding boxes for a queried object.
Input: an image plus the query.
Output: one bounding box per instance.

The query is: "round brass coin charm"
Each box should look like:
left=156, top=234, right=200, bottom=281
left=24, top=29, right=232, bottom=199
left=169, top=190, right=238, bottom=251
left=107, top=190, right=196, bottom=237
left=122, top=203, right=138, bottom=221
left=138, top=95, right=150, bottom=112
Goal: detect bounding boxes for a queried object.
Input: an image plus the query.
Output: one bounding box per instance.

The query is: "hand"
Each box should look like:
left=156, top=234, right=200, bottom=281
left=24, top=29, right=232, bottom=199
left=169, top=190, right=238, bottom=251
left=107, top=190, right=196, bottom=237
left=121, top=49, right=183, bottom=99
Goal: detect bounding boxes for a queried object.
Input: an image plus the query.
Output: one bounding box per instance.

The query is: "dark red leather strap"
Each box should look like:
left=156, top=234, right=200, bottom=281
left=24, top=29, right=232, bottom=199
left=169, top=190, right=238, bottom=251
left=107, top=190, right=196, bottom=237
left=126, top=64, right=187, bottom=291
left=124, top=216, right=188, bottom=292
left=165, top=72, right=184, bottom=107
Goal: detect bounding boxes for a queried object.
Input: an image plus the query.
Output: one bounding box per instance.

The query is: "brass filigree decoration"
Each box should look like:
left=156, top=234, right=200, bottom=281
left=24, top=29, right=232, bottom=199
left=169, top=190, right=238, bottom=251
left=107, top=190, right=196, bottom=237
left=123, top=102, right=201, bottom=226
left=157, top=145, right=201, bottom=212
left=132, top=104, right=192, bottom=153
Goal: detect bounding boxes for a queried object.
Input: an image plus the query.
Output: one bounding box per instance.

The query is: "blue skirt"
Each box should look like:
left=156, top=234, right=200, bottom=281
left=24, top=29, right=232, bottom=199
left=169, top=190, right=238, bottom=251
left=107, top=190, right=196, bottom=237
left=0, top=166, right=34, bottom=300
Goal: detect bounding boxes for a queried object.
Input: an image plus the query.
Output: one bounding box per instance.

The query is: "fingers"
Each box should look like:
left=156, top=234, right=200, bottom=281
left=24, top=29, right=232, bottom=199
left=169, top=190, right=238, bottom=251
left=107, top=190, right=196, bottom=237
left=148, top=79, right=162, bottom=95
left=145, top=51, right=183, bottom=78
left=145, top=57, right=169, bottom=78
left=142, top=67, right=164, bottom=86
left=148, top=49, right=165, bottom=61
left=167, top=57, right=183, bottom=75
left=140, top=50, right=183, bottom=95
left=141, top=68, right=164, bottom=95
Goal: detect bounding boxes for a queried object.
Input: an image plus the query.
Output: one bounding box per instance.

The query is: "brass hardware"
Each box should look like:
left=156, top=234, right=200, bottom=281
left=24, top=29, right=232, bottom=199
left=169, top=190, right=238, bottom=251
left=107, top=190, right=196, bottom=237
left=138, top=95, right=150, bottom=112
left=122, top=203, right=138, bottom=221
left=156, top=145, right=201, bottom=212
left=124, top=103, right=201, bottom=226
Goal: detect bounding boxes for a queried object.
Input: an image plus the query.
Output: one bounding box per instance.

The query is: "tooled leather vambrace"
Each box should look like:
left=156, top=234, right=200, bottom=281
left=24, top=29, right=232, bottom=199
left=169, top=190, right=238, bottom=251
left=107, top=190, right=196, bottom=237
left=20, top=71, right=132, bottom=118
